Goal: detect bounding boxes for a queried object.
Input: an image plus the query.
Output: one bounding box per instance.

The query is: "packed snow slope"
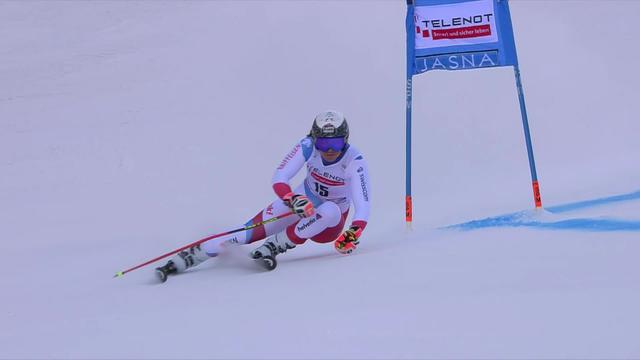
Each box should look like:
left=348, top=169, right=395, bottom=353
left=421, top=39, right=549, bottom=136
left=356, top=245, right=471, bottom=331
left=1, top=1, right=639, bottom=359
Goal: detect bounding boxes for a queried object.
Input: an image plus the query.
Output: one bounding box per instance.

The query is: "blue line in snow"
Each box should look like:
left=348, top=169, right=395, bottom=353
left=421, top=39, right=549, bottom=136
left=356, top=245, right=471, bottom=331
left=546, top=190, right=640, bottom=214
left=445, top=190, right=640, bottom=232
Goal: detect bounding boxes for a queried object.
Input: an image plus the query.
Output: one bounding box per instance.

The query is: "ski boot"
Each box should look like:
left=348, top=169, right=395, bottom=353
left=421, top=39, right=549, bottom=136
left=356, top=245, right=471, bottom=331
left=155, top=260, right=177, bottom=283
left=250, top=231, right=296, bottom=271
left=155, top=244, right=210, bottom=283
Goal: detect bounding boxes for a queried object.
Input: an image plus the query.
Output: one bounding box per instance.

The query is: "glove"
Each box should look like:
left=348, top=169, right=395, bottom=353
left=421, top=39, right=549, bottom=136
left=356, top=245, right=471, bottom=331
left=283, top=192, right=315, bottom=218
left=334, top=225, right=363, bottom=254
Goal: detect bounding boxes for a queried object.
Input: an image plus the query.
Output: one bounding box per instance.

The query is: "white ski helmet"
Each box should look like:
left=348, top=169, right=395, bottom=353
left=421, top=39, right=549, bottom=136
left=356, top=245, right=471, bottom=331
left=310, top=110, right=349, bottom=140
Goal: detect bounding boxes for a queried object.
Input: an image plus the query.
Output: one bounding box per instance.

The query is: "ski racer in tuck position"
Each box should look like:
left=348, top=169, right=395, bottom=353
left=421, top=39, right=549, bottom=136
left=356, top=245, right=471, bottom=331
left=155, top=110, right=371, bottom=281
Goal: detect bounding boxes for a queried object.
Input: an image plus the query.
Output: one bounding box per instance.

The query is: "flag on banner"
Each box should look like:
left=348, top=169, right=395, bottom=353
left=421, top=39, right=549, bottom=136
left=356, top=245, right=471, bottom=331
left=407, top=0, right=519, bottom=74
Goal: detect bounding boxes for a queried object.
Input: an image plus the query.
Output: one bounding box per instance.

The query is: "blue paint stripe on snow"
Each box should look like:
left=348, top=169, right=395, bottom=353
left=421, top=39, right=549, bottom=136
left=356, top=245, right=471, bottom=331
left=451, top=216, right=640, bottom=232
left=446, top=189, right=640, bottom=232
left=546, top=190, right=640, bottom=214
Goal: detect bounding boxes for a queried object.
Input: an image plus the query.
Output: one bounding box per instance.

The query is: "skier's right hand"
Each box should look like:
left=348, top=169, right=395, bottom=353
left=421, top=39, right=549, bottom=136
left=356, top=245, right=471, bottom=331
left=283, top=192, right=315, bottom=218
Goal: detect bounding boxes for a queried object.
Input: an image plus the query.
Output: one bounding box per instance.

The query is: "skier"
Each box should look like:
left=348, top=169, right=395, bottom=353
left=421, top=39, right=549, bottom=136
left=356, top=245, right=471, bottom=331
left=155, top=110, right=371, bottom=281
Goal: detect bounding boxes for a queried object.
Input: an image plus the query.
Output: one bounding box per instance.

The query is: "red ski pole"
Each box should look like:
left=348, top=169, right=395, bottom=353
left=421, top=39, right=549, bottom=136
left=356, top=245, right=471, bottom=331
left=114, top=212, right=293, bottom=278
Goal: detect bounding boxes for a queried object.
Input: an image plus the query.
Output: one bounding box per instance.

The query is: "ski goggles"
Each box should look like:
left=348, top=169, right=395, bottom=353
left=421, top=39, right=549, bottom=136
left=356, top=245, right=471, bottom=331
left=314, top=137, right=346, bottom=152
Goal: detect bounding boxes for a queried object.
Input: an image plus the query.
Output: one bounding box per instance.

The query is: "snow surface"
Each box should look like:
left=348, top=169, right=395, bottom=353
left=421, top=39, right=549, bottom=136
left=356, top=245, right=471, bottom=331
left=1, top=1, right=640, bottom=359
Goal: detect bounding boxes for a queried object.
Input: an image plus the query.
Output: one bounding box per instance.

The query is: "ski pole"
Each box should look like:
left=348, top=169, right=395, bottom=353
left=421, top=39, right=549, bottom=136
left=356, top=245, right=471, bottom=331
left=114, top=211, right=294, bottom=278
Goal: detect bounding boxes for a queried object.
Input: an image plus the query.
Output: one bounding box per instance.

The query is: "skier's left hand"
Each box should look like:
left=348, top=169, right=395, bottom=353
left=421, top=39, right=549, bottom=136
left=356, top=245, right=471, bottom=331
left=334, top=225, right=363, bottom=254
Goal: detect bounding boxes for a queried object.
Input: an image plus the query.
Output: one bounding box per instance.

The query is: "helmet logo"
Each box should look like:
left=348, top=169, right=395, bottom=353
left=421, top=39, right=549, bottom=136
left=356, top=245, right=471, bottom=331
left=321, top=124, right=336, bottom=136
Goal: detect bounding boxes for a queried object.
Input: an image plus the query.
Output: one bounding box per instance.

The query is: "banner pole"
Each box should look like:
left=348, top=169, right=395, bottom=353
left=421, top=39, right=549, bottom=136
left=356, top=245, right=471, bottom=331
left=513, top=63, right=543, bottom=208
left=405, top=0, right=415, bottom=226
left=406, top=77, right=413, bottom=226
